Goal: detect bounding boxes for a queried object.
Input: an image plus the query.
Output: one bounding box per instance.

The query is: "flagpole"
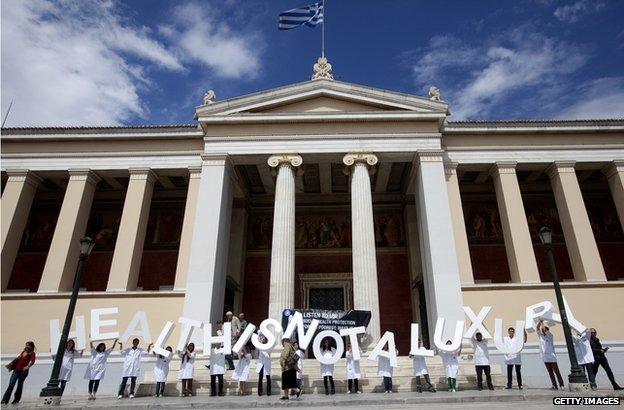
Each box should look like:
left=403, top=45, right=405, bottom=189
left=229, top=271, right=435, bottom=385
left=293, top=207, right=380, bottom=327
left=321, top=0, right=325, bottom=58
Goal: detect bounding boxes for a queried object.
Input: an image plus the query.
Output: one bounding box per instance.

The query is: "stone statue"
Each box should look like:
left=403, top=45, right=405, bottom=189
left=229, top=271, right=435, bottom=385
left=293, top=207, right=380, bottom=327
left=203, top=90, right=216, bottom=105
left=428, top=86, right=441, bottom=101
left=312, top=57, right=334, bottom=80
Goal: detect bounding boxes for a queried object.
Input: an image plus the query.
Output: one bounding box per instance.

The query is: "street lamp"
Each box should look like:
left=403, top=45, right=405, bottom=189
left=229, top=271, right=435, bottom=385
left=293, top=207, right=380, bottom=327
left=538, top=226, right=588, bottom=391
left=39, top=236, right=95, bottom=406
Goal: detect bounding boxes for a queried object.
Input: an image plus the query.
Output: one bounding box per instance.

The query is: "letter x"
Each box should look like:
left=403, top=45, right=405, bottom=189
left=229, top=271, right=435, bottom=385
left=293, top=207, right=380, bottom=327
left=463, top=306, right=492, bottom=339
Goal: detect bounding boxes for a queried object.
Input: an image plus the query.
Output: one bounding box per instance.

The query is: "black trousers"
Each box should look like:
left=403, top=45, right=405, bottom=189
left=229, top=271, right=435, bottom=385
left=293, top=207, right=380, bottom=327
left=323, top=376, right=335, bottom=394
left=88, top=379, right=100, bottom=394
left=60, top=380, right=67, bottom=395
left=582, top=363, right=597, bottom=387
left=225, top=354, right=235, bottom=370
left=181, top=378, right=193, bottom=395
left=118, top=376, right=137, bottom=396
left=545, top=362, right=564, bottom=387
left=506, top=364, right=522, bottom=387
left=210, top=374, right=224, bottom=396
left=476, top=365, right=493, bottom=389
left=258, top=367, right=271, bottom=395
left=593, top=356, right=620, bottom=388
left=155, top=381, right=166, bottom=396
left=383, top=376, right=393, bottom=391
left=347, top=378, right=359, bottom=393
left=416, top=374, right=435, bottom=391
left=2, top=370, right=29, bottom=403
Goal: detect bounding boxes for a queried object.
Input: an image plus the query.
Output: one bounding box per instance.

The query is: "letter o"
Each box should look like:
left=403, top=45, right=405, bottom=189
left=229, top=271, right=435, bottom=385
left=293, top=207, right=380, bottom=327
left=312, top=330, right=344, bottom=365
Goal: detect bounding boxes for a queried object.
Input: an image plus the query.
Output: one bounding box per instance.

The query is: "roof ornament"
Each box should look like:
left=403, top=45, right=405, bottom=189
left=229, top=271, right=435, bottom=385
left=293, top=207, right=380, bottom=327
left=203, top=90, right=216, bottom=105
left=312, top=56, right=334, bottom=81
left=428, top=86, right=441, bottom=101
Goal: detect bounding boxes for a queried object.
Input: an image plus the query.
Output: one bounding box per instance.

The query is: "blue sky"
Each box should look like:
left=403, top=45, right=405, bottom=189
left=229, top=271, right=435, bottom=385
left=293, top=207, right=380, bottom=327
left=1, top=0, right=623, bottom=127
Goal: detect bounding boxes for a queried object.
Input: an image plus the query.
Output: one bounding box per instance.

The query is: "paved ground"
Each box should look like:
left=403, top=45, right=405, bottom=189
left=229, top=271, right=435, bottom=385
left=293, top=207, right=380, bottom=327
left=6, top=388, right=623, bottom=409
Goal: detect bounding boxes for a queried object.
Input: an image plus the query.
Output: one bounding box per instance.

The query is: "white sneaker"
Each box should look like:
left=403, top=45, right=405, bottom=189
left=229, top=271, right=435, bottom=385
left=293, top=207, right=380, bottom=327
left=388, top=391, right=393, bottom=394
left=117, top=395, right=123, bottom=399
left=452, top=389, right=457, bottom=392
left=129, top=394, right=134, bottom=399
left=356, top=391, right=361, bottom=394
left=346, top=391, right=351, bottom=394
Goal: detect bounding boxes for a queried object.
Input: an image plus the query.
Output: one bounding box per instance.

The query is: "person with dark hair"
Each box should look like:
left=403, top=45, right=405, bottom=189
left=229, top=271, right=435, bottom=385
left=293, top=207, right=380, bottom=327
left=294, top=341, right=305, bottom=396
left=118, top=338, right=152, bottom=399
left=153, top=346, right=173, bottom=397
left=54, top=339, right=83, bottom=395
left=346, top=342, right=361, bottom=394
left=178, top=343, right=196, bottom=396
left=573, top=330, right=596, bottom=390
left=537, top=320, right=564, bottom=390
left=85, top=339, right=118, bottom=400
left=232, top=345, right=252, bottom=395
left=210, top=343, right=226, bottom=396
left=472, top=332, right=493, bottom=391
left=438, top=341, right=461, bottom=392
left=410, top=339, right=436, bottom=393
left=279, top=338, right=301, bottom=400
left=2, top=341, right=36, bottom=404
left=377, top=346, right=399, bottom=394
left=590, top=328, right=622, bottom=390
left=256, top=335, right=272, bottom=396
left=320, top=338, right=336, bottom=395
left=504, top=327, right=526, bottom=389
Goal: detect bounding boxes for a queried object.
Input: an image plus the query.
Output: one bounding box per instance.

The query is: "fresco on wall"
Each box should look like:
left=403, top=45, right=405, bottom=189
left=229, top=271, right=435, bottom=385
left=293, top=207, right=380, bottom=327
left=19, top=208, right=59, bottom=251
left=144, top=203, right=185, bottom=249
left=584, top=194, right=624, bottom=241
left=85, top=209, right=122, bottom=249
left=248, top=212, right=404, bottom=249
left=463, top=199, right=504, bottom=243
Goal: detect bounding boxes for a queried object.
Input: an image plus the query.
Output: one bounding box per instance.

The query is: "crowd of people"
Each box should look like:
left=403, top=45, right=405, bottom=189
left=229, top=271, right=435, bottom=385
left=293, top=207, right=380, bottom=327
left=1, top=316, right=621, bottom=404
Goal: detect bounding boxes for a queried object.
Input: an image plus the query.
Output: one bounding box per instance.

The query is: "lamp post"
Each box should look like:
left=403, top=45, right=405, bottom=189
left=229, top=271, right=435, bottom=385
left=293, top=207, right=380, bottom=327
left=39, top=237, right=95, bottom=406
left=538, top=226, right=588, bottom=391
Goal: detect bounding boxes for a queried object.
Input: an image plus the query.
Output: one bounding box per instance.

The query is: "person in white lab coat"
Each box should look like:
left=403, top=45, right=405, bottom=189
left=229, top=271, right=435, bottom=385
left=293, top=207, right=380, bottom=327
left=345, top=343, right=361, bottom=394
left=437, top=340, right=461, bottom=392
left=472, top=332, right=493, bottom=390
left=294, top=341, right=305, bottom=395
left=52, top=339, right=83, bottom=395
left=320, top=338, right=336, bottom=395
left=178, top=343, right=196, bottom=397
left=84, top=339, right=118, bottom=400
left=573, top=330, right=596, bottom=390
left=256, top=335, right=272, bottom=396
left=232, top=345, right=252, bottom=395
left=377, top=347, right=398, bottom=393
left=504, top=327, right=526, bottom=390
left=537, top=320, right=564, bottom=390
left=410, top=339, right=435, bottom=393
left=153, top=346, right=173, bottom=397
left=210, top=344, right=226, bottom=397
left=117, top=339, right=152, bottom=399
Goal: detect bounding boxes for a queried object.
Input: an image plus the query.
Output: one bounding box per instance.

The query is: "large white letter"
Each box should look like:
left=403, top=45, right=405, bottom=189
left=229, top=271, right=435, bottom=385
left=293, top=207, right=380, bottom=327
left=463, top=306, right=492, bottom=339
left=203, top=323, right=232, bottom=355
left=367, top=331, right=398, bottom=367
left=232, top=324, right=256, bottom=354
left=433, top=317, right=464, bottom=352
left=282, top=311, right=319, bottom=351
left=562, top=296, right=586, bottom=334
left=176, top=317, right=203, bottom=352
left=153, top=321, right=175, bottom=358
left=340, top=327, right=366, bottom=361
left=493, top=319, right=525, bottom=354
left=90, top=308, right=119, bottom=341
left=312, top=330, right=344, bottom=365
left=524, top=301, right=560, bottom=333
left=120, top=311, right=152, bottom=343
left=50, top=316, right=86, bottom=352
left=251, top=318, right=282, bottom=351
left=409, top=323, right=434, bottom=357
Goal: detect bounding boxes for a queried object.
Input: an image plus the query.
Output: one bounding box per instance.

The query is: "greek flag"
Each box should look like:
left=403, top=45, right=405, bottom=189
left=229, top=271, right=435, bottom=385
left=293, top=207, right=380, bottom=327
left=279, top=1, right=324, bottom=30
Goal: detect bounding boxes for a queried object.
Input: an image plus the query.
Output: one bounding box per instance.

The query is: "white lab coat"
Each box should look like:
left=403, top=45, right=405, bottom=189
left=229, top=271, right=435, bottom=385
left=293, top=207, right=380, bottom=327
left=538, top=331, right=557, bottom=363
left=296, top=350, right=304, bottom=380
left=377, top=355, right=393, bottom=378
left=504, top=336, right=522, bottom=365
left=411, top=355, right=429, bottom=376
left=120, top=347, right=147, bottom=378
left=56, top=349, right=82, bottom=381
left=472, top=339, right=490, bottom=366
left=153, top=355, right=170, bottom=383
left=256, top=350, right=272, bottom=376
left=320, top=348, right=335, bottom=377
left=210, top=347, right=226, bottom=376
left=232, top=353, right=251, bottom=381
left=439, top=350, right=459, bottom=378
left=573, top=332, right=595, bottom=365
left=346, top=350, right=361, bottom=379
left=178, top=351, right=196, bottom=379
left=84, top=348, right=113, bottom=381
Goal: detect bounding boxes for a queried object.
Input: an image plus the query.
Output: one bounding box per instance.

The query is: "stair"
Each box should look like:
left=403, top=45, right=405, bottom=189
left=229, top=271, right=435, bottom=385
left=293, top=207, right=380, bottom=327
left=135, top=355, right=507, bottom=396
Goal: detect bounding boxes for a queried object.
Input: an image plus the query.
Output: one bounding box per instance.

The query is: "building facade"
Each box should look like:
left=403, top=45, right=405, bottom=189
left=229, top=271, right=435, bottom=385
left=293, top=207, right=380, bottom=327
left=2, top=71, right=624, bottom=364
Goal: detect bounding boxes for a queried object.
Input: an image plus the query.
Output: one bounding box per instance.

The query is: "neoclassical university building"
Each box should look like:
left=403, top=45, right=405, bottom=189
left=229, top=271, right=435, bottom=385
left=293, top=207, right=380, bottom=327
left=1, top=61, right=623, bottom=357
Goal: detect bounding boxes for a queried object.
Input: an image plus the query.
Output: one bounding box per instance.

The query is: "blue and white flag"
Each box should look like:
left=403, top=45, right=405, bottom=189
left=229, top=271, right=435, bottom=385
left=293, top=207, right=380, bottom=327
left=279, top=1, right=324, bottom=30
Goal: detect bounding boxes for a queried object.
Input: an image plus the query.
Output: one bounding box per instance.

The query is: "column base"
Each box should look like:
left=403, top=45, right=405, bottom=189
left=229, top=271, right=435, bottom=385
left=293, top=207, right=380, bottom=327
left=38, top=385, right=62, bottom=406
left=568, top=382, right=590, bottom=392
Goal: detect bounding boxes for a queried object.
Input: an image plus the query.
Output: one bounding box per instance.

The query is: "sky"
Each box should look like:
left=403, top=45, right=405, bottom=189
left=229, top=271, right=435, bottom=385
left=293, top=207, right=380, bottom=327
left=1, top=0, right=623, bottom=127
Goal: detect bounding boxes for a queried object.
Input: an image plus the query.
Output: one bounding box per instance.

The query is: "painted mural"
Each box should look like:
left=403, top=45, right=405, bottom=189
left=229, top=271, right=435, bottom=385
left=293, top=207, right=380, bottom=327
left=19, top=207, right=60, bottom=251
left=463, top=198, right=504, bottom=243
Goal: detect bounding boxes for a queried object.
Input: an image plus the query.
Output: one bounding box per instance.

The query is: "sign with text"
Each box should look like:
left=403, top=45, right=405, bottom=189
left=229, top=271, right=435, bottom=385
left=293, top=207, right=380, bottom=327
left=281, top=308, right=371, bottom=335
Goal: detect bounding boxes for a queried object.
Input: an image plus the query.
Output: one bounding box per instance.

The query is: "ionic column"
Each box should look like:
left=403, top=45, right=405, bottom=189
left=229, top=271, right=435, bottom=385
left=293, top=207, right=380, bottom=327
left=343, top=153, right=381, bottom=344
left=414, top=151, right=464, bottom=341
left=182, top=155, right=234, bottom=325
left=444, top=162, right=474, bottom=285
left=546, top=161, right=606, bottom=281
left=106, top=168, right=156, bottom=291
left=173, top=166, right=202, bottom=291
left=267, top=154, right=302, bottom=322
left=1, top=170, right=42, bottom=291
left=38, top=170, right=100, bottom=292
left=603, top=160, right=624, bottom=232
left=490, top=162, right=541, bottom=283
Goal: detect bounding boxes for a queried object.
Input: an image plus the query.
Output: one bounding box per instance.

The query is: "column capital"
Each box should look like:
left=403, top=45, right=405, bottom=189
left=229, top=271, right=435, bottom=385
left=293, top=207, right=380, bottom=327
left=188, top=165, right=203, bottom=179
left=443, top=161, right=459, bottom=175
left=489, top=161, right=518, bottom=179
left=342, top=152, right=378, bottom=167
left=68, top=169, right=101, bottom=185
left=201, top=153, right=234, bottom=170
left=602, top=160, right=624, bottom=179
left=128, top=168, right=157, bottom=184
left=545, top=161, right=576, bottom=179
left=5, top=169, right=43, bottom=187
left=268, top=154, right=303, bottom=168
left=415, top=149, right=445, bottom=164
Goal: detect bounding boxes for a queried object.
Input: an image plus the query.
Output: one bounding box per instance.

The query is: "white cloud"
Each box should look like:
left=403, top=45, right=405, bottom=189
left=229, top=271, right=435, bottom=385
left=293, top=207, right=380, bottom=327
left=554, top=1, right=605, bottom=24
left=555, top=77, right=624, bottom=119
